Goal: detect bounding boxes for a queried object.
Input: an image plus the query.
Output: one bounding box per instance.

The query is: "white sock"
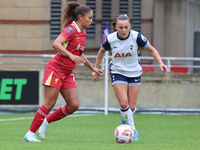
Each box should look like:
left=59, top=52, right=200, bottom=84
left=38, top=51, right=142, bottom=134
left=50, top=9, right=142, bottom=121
left=44, top=118, right=49, bottom=124
left=120, top=106, right=135, bottom=129
left=132, top=106, right=137, bottom=115
left=27, top=130, right=35, bottom=136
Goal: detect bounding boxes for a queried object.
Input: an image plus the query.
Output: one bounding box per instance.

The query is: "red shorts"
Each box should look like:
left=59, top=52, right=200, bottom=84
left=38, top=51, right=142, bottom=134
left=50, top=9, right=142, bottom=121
left=42, top=59, right=76, bottom=89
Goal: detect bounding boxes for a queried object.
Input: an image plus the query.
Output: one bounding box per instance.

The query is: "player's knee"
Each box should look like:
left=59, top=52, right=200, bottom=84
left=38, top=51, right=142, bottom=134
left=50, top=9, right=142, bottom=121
left=119, top=101, right=128, bottom=109
left=70, top=102, right=79, bottom=112
left=44, top=99, right=56, bottom=111
left=73, top=104, right=79, bottom=111
left=129, top=105, right=136, bottom=111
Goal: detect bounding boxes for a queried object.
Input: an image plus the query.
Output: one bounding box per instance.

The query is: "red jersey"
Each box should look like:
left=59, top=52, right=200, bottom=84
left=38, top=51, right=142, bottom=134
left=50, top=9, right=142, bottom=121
left=52, top=21, right=87, bottom=71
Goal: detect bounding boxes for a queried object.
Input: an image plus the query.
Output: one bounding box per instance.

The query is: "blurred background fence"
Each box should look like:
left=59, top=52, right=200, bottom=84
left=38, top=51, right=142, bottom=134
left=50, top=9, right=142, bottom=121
left=1, top=0, right=200, bottom=115
left=0, top=54, right=200, bottom=115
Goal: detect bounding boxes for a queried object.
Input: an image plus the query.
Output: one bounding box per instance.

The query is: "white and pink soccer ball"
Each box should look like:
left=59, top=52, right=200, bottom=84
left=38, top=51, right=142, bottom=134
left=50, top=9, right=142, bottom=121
left=114, top=124, right=135, bottom=143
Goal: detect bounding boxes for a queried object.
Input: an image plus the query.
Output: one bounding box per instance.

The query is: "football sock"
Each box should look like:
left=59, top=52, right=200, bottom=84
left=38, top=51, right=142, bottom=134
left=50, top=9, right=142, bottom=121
left=46, top=105, right=73, bottom=124
left=43, top=118, right=49, bottom=124
left=132, top=107, right=137, bottom=115
left=29, top=105, right=50, bottom=133
left=120, top=106, right=135, bottom=129
left=26, top=130, right=35, bottom=136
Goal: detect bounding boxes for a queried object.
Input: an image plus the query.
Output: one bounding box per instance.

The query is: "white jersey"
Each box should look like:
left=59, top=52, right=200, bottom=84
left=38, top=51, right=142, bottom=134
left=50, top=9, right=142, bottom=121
left=101, top=30, right=149, bottom=77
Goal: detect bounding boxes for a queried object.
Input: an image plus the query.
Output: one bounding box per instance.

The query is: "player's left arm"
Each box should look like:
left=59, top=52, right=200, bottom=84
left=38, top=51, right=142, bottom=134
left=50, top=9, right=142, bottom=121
left=146, top=43, right=168, bottom=74
left=80, top=53, right=104, bottom=76
left=136, top=32, right=168, bottom=74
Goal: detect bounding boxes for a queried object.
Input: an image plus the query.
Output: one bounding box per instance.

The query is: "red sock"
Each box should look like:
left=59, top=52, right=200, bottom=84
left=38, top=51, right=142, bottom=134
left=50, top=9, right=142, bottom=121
left=46, top=105, right=73, bottom=124
left=29, top=105, right=50, bottom=133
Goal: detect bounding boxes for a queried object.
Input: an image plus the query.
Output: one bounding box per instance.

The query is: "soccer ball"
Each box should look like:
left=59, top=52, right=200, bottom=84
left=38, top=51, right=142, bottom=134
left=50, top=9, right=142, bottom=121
left=114, top=124, right=135, bottom=143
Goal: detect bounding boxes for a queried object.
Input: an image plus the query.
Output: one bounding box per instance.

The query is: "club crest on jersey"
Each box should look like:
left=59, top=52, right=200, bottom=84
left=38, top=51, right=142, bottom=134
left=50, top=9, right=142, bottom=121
left=114, top=52, right=132, bottom=58
left=65, top=27, right=74, bottom=34
left=130, top=45, right=133, bottom=50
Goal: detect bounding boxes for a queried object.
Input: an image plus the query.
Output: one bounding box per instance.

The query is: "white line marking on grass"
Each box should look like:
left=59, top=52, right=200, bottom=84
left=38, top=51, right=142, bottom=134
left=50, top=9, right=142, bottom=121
left=0, top=117, right=33, bottom=121
left=0, top=114, right=96, bottom=121
left=68, top=114, right=96, bottom=117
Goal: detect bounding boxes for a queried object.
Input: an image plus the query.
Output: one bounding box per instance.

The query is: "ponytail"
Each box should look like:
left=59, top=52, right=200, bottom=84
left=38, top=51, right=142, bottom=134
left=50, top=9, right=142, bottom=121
left=111, top=15, right=119, bottom=32
left=61, top=2, right=80, bottom=30
left=61, top=2, right=91, bottom=30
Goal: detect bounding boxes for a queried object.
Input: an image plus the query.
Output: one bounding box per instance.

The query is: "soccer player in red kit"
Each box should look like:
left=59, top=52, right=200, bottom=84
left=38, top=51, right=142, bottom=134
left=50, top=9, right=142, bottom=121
left=23, top=2, right=104, bottom=142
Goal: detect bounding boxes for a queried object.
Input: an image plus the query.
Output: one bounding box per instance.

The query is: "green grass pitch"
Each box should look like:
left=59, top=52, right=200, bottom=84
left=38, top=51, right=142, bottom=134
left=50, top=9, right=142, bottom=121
left=0, top=113, right=200, bottom=150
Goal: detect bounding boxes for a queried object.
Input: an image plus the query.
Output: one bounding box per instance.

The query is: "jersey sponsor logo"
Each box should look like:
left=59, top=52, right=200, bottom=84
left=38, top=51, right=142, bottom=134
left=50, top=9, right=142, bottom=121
left=141, top=35, right=147, bottom=42
left=114, top=52, right=132, bottom=58
left=76, top=44, right=80, bottom=50
left=80, top=45, right=85, bottom=50
left=76, top=44, right=85, bottom=51
left=77, top=37, right=80, bottom=39
left=65, top=27, right=74, bottom=34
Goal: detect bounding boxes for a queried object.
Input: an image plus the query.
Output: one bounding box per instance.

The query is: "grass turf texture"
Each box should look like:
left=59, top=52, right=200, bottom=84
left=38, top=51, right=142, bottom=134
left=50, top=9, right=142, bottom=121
left=0, top=113, right=199, bottom=150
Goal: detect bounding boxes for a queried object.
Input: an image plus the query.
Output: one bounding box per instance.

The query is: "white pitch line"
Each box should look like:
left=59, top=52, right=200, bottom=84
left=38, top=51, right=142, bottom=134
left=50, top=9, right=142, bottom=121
left=0, top=117, right=33, bottom=121
left=0, top=114, right=96, bottom=121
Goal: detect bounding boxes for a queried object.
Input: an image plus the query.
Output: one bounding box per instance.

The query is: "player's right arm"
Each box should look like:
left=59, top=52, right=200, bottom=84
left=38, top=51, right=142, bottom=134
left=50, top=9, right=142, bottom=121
left=52, top=35, right=85, bottom=65
left=92, top=36, right=111, bottom=82
left=94, top=48, right=105, bottom=68
left=92, top=48, right=105, bottom=82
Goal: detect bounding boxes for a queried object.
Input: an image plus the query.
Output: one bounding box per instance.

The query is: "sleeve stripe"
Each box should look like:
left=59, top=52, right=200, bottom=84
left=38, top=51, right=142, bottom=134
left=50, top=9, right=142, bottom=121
left=143, top=40, right=149, bottom=48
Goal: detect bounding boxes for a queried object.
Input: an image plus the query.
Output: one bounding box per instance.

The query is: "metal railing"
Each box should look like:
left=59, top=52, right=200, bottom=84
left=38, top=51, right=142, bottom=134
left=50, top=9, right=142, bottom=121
left=1, top=54, right=200, bottom=115
left=140, top=56, right=200, bottom=72
left=1, top=54, right=200, bottom=72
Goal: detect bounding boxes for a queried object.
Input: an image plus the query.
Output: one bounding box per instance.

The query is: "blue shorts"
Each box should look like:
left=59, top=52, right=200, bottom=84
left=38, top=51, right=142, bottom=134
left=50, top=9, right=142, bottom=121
left=110, top=73, right=141, bottom=86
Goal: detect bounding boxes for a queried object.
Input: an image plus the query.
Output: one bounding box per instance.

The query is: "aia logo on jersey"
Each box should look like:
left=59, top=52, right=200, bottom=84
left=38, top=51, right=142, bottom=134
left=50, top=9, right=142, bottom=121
left=65, top=27, right=74, bottom=34
left=114, top=52, right=132, bottom=58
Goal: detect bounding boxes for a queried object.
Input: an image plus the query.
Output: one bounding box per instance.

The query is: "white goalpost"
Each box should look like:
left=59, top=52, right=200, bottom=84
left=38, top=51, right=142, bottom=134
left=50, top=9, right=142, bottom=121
left=104, top=51, right=109, bottom=115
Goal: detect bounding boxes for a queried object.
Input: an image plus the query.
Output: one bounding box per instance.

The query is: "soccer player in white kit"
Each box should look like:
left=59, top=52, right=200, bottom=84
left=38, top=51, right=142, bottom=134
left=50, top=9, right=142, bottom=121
left=92, top=14, right=168, bottom=141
